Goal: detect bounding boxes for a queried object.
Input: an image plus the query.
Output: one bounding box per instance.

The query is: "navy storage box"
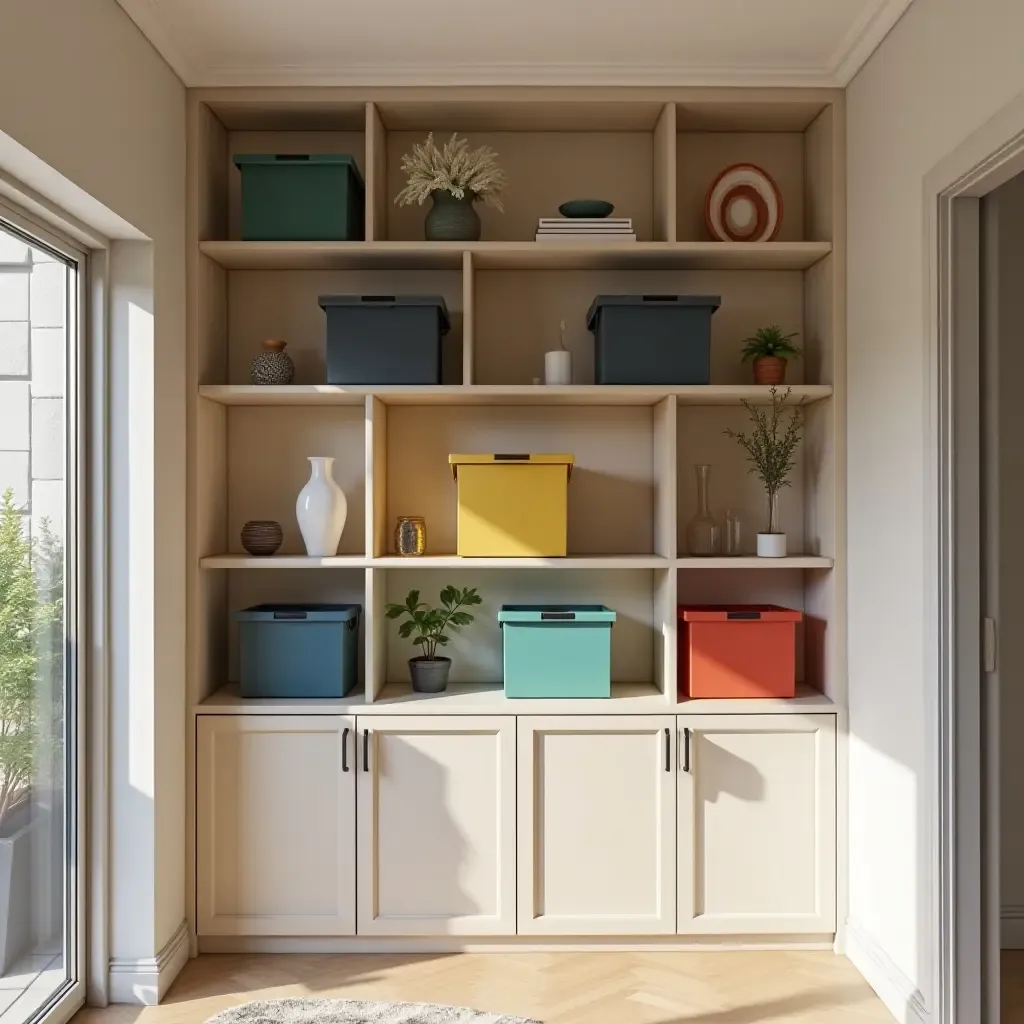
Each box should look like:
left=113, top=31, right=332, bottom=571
left=586, top=294, right=721, bottom=385
left=233, top=154, right=365, bottom=241
left=235, top=604, right=361, bottom=699
left=319, top=295, right=450, bottom=385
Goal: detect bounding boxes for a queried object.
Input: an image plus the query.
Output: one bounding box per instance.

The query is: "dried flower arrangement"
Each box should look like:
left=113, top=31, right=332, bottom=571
left=395, top=133, right=507, bottom=210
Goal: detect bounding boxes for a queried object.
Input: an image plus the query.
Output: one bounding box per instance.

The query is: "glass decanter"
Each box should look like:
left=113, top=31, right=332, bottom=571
left=686, top=464, right=722, bottom=556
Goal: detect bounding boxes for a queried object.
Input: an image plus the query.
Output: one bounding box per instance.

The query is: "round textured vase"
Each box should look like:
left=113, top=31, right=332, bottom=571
left=240, top=520, right=283, bottom=556
left=250, top=338, right=295, bottom=385
left=753, top=355, right=787, bottom=386
left=409, top=656, right=451, bottom=693
left=295, top=457, right=348, bottom=557
left=424, top=191, right=481, bottom=241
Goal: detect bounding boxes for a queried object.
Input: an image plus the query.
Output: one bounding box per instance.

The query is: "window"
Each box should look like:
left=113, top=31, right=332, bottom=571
left=0, top=215, right=84, bottom=1024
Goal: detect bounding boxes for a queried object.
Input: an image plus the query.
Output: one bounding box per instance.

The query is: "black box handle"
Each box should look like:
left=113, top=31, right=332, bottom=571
left=541, top=611, right=576, bottom=621
left=727, top=611, right=762, bottom=620
left=494, top=453, right=530, bottom=461
left=273, top=610, right=308, bottom=620
left=361, top=295, right=397, bottom=303
left=641, top=295, right=678, bottom=303
left=274, top=154, right=310, bottom=161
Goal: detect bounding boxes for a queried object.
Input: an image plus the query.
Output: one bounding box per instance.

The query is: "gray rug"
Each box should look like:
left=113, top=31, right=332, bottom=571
left=207, top=999, right=541, bottom=1024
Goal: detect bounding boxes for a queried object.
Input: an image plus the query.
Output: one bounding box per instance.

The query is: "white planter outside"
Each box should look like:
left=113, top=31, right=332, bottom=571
left=757, top=532, right=787, bottom=558
left=296, top=456, right=348, bottom=557
left=0, top=816, right=37, bottom=973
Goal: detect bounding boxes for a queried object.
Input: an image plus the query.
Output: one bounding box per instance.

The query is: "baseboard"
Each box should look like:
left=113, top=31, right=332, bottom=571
left=845, top=919, right=930, bottom=1023
left=108, top=919, right=190, bottom=1005
left=1002, top=905, right=1024, bottom=948
left=198, top=933, right=836, bottom=954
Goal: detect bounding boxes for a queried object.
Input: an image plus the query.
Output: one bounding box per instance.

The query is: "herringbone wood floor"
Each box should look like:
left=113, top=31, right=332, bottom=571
left=72, top=951, right=897, bottom=1024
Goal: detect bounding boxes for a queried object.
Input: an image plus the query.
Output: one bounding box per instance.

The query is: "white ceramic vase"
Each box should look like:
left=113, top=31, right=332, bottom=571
left=757, top=532, right=787, bottom=558
left=296, top=456, right=348, bottom=557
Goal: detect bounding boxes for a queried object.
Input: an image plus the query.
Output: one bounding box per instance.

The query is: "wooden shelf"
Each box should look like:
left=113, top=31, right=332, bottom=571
left=198, top=240, right=833, bottom=273
left=201, top=555, right=370, bottom=569
left=199, top=384, right=834, bottom=408
left=194, top=682, right=836, bottom=716
left=201, top=554, right=670, bottom=570
left=676, top=556, right=834, bottom=569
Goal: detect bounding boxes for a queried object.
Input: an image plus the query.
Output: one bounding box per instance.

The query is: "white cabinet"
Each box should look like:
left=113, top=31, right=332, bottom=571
left=677, top=714, right=836, bottom=935
left=196, top=715, right=356, bottom=936
left=357, top=715, right=516, bottom=935
left=517, top=715, right=677, bottom=935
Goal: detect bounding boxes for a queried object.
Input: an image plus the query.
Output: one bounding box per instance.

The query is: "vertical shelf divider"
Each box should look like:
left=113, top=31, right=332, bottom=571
left=653, top=102, right=677, bottom=243
left=366, top=395, right=387, bottom=558
left=653, top=394, right=678, bottom=559
left=655, top=568, right=678, bottom=705
left=365, top=567, right=387, bottom=703
left=462, top=250, right=475, bottom=385
left=365, top=101, right=388, bottom=242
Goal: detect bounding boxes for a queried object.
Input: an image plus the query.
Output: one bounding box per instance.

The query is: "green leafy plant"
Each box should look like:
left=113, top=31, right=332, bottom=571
left=395, top=133, right=507, bottom=210
left=740, top=325, right=802, bottom=362
left=386, top=586, right=483, bottom=661
left=724, top=387, right=804, bottom=534
left=0, top=488, right=62, bottom=829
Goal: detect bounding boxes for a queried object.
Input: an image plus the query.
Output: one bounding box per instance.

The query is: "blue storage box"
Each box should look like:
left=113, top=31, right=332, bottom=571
left=235, top=604, right=361, bottom=699
left=498, top=604, right=616, bottom=698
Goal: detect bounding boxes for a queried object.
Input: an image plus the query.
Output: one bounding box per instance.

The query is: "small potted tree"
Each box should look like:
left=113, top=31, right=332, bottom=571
left=725, top=387, right=804, bottom=558
left=386, top=585, right=483, bottom=693
left=741, top=325, right=801, bottom=385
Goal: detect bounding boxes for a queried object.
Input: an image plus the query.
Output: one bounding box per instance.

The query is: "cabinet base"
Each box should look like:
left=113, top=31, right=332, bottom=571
left=198, top=934, right=836, bottom=954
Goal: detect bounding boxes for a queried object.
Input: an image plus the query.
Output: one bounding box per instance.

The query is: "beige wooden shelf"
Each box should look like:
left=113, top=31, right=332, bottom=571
left=676, top=556, right=834, bottom=569
left=194, top=681, right=836, bottom=716
left=198, top=384, right=834, bottom=408
left=198, top=239, right=833, bottom=272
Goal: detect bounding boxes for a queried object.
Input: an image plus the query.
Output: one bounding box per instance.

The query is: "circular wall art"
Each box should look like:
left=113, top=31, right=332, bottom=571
left=704, top=163, right=783, bottom=242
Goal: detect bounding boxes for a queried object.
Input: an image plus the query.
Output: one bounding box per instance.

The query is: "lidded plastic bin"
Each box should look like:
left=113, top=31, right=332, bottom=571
left=586, top=294, right=721, bottom=385
left=319, top=295, right=450, bottom=385
left=499, top=605, right=616, bottom=698
left=678, top=605, right=802, bottom=699
left=449, top=454, right=574, bottom=557
left=235, top=604, right=361, bottom=699
left=233, top=154, right=365, bottom=241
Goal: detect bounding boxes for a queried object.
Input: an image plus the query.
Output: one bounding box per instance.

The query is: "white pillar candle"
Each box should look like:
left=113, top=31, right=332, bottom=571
left=544, top=349, right=573, bottom=385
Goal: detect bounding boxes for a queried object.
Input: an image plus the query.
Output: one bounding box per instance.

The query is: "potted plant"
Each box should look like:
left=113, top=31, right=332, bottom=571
left=386, top=585, right=483, bottom=693
left=724, top=387, right=804, bottom=558
left=395, top=133, right=507, bottom=242
left=741, top=325, right=801, bottom=385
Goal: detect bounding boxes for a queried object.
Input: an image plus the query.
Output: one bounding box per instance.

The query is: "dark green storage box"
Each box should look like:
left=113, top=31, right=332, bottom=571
left=233, top=154, right=365, bottom=241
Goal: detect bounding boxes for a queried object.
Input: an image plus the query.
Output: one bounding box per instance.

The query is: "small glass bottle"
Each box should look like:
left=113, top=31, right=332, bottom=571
left=395, top=516, right=426, bottom=556
left=724, top=509, right=743, bottom=556
left=686, top=464, right=722, bottom=556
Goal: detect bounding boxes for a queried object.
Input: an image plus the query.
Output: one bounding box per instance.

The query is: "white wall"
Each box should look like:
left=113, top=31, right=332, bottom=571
left=847, top=0, right=1024, bottom=1018
left=0, top=0, right=186, bottom=999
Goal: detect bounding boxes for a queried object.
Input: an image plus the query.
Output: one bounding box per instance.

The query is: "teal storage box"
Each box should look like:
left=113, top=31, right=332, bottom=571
left=233, top=154, right=365, bottom=241
left=498, top=604, right=616, bottom=698
left=235, top=604, right=361, bottom=699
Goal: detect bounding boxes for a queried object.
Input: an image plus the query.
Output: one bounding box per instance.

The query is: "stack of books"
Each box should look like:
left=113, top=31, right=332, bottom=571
left=535, top=217, right=636, bottom=243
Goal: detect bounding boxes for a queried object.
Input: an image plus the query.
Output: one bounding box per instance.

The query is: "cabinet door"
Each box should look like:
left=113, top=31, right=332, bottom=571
left=357, top=715, right=516, bottom=935
left=517, top=715, right=676, bottom=935
left=678, top=714, right=837, bottom=935
left=197, top=715, right=356, bottom=936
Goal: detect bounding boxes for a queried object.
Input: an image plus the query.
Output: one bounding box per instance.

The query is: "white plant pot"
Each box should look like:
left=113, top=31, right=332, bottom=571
left=296, top=456, right=348, bottom=557
left=757, top=532, right=787, bottom=558
left=544, top=349, right=573, bottom=385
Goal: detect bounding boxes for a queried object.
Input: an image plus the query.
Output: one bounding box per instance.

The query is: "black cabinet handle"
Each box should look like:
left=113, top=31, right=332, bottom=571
left=363, top=728, right=370, bottom=771
left=342, top=727, right=350, bottom=772
left=664, top=727, right=671, bottom=772
left=683, top=727, right=691, bottom=773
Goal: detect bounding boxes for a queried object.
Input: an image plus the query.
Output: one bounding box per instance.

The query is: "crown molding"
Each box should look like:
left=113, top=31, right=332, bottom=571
left=117, top=0, right=915, bottom=90
left=829, top=0, right=915, bottom=85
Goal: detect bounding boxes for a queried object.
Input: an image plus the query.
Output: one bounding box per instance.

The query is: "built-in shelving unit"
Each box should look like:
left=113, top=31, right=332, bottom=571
left=187, top=86, right=846, bottom=711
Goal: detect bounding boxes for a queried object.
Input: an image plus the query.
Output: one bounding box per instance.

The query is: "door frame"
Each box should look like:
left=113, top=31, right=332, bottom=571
left=927, top=95, right=1024, bottom=1024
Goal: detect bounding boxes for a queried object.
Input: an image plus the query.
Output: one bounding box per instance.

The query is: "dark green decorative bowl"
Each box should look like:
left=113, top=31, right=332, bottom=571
left=558, top=200, right=615, bottom=218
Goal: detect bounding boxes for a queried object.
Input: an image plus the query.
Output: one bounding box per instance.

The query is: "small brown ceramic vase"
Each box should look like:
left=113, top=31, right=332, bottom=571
left=753, top=355, right=787, bottom=385
left=240, top=520, right=283, bottom=556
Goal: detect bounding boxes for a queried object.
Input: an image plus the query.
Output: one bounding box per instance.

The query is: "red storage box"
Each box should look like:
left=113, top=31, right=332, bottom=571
left=678, top=605, right=802, bottom=699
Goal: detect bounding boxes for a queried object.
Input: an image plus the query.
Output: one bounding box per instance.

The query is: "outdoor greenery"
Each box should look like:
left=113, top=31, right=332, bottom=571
left=386, top=585, right=483, bottom=661
left=395, top=133, right=507, bottom=210
left=725, top=387, right=804, bottom=533
left=740, top=325, right=802, bottom=362
left=0, top=488, right=62, bottom=828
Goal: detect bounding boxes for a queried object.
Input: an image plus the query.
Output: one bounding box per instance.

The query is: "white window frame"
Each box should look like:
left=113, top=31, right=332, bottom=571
left=0, top=196, right=99, bottom=1024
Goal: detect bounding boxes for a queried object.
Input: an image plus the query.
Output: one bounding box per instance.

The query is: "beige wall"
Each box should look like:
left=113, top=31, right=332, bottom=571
left=847, top=0, right=1024, bottom=1016
left=0, top=0, right=186, bottom=983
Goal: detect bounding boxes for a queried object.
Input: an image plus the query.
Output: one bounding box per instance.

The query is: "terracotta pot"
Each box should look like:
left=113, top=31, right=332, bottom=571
left=753, top=355, right=787, bottom=385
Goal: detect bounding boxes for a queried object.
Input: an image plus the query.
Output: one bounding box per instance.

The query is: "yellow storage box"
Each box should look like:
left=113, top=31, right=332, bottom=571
left=449, top=453, right=574, bottom=557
